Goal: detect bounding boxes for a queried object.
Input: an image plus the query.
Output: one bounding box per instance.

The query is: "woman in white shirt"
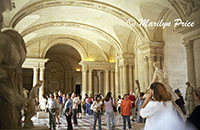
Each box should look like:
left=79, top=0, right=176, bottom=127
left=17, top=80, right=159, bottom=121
left=140, top=82, right=193, bottom=130
left=91, top=95, right=103, bottom=130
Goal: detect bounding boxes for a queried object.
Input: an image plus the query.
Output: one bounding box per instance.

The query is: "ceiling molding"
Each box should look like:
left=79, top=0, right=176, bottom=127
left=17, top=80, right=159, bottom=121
left=21, top=21, right=123, bottom=52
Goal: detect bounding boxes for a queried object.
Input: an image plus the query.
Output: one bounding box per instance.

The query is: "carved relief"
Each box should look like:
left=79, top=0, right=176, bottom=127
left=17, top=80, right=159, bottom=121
left=177, top=0, right=200, bottom=17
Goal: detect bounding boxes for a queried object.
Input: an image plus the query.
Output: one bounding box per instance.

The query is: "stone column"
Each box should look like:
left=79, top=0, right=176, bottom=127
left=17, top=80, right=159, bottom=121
left=119, top=66, right=123, bottom=95
left=98, top=71, right=103, bottom=94
left=88, top=69, right=93, bottom=95
left=129, top=65, right=133, bottom=92
left=148, top=56, right=154, bottom=83
left=105, top=70, right=109, bottom=95
left=185, top=41, right=196, bottom=88
left=93, top=76, right=98, bottom=95
left=110, top=70, right=115, bottom=98
left=33, top=67, right=39, bottom=87
left=68, top=73, right=72, bottom=93
left=39, top=67, right=45, bottom=102
left=115, top=62, right=119, bottom=99
left=82, top=68, right=87, bottom=95
left=122, top=65, right=128, bottom=95
left=193, top=38, right=200, bottom=88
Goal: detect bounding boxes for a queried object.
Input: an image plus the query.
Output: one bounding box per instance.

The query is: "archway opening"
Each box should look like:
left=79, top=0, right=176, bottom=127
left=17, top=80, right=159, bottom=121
left=44, top=44, right=81, bottom=94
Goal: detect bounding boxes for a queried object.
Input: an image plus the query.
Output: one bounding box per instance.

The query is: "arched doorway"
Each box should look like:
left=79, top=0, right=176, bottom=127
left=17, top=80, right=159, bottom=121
left=44, top=44, right=81, bottom=94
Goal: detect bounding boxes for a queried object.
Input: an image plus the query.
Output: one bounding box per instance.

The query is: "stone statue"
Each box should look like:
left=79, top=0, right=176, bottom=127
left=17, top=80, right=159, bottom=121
left=24, top=81, right=43, bottom=128
left=142, top=62, right=184, bottom=118
left=185, top=82, right=195, bottom=115
left=0, top=28, right=27, bottom=129
left=151, top=62, right=179, bottom=100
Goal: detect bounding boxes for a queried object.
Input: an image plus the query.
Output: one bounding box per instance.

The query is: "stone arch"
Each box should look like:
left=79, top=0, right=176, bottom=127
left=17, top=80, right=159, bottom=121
left=21, top=21, right=123, bottom=53
left=10, top=0, right=150, bottom=43
left=42, top=37, right=87, bottom=60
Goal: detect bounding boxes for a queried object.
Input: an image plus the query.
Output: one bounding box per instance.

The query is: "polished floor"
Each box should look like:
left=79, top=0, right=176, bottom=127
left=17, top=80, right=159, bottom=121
left=32, top=113, right=144, bottom=130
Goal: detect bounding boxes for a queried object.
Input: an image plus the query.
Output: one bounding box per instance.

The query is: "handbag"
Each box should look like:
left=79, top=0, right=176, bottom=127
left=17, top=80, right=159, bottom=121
left=112, top=98, right=117, bottom=112
left=113, top=105, right=117, bottom=112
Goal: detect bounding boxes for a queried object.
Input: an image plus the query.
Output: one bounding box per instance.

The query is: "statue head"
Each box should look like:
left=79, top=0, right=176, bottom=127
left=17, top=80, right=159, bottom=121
left=35, top=80, right=42, bottom=87
left=153, top=62, right=160, bottom=69
left=186, top=82, right=191, bottom=87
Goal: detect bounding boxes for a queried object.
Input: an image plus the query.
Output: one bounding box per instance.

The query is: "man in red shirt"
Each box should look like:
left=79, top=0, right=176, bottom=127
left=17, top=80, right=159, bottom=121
left=128, top=91, right=136, bottom=121
left=121, top=94, right=132, bottom=130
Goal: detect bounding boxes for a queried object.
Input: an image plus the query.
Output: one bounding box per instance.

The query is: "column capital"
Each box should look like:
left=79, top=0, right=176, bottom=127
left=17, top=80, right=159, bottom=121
left=88, top=69, right=93, bottom=73
left=33, top=67, right=39, bottom=71
left=144, top=55, right=156, bottom=62
left=138, top=41, right=164, bottom=51
left=184, top=40, right=194, bottom=50
left=105, top=69, right=109, bottom=73
left=40, top=67, right=45, bottom=71
left=110, top=70, right=114, bottom=73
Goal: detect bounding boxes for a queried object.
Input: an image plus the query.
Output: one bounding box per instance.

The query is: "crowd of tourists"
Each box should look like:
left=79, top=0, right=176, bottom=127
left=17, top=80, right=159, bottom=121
left=38, top=82, right=200, bottom=130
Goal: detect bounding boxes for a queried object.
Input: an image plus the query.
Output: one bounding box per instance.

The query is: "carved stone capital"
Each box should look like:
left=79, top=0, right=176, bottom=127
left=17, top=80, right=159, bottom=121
left=184, top=40, right=194, bottom=50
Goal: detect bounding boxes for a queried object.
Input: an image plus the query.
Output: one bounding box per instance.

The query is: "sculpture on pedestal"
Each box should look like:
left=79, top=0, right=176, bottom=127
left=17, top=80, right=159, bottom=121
left=185, top=82, right=195, bottom=115
left=24, top=81, right=42, bottom=128
left=151, top=62, right=179, bottom=100
left=142, top=62, right=184, bottom=118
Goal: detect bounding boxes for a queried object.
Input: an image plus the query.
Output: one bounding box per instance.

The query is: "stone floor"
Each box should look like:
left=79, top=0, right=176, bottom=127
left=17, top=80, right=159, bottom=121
left=32, top=113, right=144, bottom=130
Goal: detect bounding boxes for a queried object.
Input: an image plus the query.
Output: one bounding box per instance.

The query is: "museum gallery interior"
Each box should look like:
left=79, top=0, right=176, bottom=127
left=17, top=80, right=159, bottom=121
left=0, top=0, right=200, bottom=129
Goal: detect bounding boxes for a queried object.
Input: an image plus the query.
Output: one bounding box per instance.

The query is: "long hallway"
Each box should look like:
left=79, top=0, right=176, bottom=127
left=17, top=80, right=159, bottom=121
left=31, top=114, right=144, bottom=130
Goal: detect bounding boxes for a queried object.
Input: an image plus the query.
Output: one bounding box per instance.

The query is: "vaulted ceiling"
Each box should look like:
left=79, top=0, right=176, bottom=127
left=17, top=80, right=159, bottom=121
left=2, top=0, right=179, bottom=61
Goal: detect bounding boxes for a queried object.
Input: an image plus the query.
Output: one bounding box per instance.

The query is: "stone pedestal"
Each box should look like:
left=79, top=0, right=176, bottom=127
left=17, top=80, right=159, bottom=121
left=37, top=112, right=49, bottom=118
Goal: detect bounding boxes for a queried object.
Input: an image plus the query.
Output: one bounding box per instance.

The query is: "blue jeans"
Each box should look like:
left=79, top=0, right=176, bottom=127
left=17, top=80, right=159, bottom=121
left=105, top=111, right=115, bottom=130
left=93, top=111, right=101, bottom=130
left=122, top=116, right=131, bottom=130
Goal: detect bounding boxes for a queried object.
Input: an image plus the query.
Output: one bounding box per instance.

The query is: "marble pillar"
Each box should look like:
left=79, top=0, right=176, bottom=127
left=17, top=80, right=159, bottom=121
left=105, top=70, right=109, bottom=95
left=120, top=66, right=123, bottom=96
left=122, top=65, right=128, bottom=95
left=185, top=41, right=196, bottom=88
left=69, top=73, right=72, bottom=93
left=129, top=65, right=133, bottom=92
left=110, top=70, right=115, bottom=98
left=82, top=69, right=87, bottom=95
left=148, top=56, right=154, bottom=83
left=115, top=63, right=120, bottom=99
left=33, top=67, right=38, bottom=87
left=39, top=67, right=45, bottom=102
left=98, top=71, right=103, bottom=94
left=193, top=39, right=200, bottom=88
left=93, top=76, right=98, bottom=95
left=88, top=69, right=93, bottom=95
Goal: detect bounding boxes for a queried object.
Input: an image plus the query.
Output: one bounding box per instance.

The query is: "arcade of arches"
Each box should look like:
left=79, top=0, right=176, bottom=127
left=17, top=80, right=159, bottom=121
left=1, top=0, right=200, bottom=101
